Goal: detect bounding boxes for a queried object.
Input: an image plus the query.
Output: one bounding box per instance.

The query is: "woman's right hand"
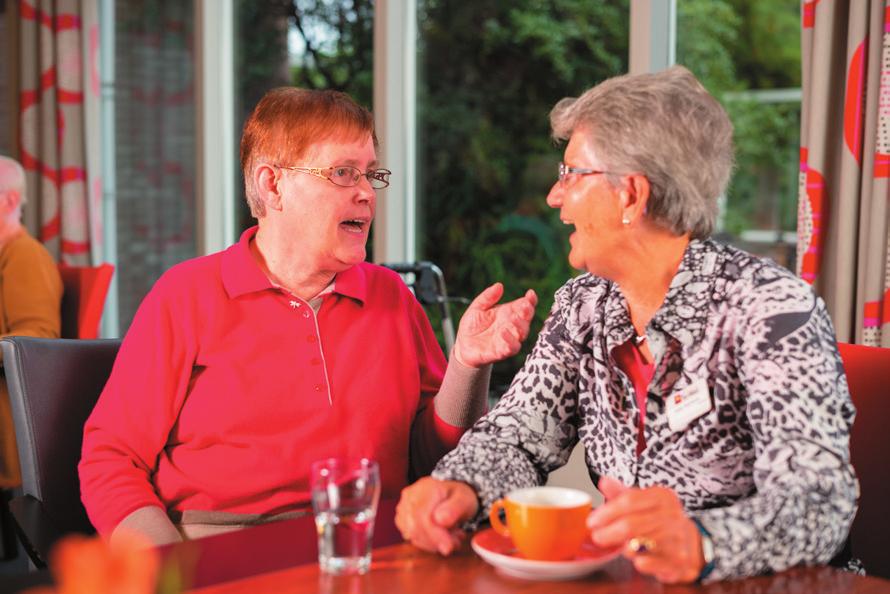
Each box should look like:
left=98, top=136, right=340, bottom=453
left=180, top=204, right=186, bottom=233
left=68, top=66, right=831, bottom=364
left=452, top=283, right=537, bottom=368
left=395, top=477, right=479, bottom=555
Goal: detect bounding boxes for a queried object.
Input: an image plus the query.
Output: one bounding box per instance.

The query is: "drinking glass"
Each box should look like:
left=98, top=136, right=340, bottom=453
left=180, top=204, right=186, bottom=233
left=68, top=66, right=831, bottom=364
left=310, top=458, right=381, bottom=575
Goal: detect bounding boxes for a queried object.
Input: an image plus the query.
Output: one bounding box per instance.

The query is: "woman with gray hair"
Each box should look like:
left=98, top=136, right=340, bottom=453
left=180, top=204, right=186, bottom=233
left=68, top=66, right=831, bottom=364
left=394, top=66, right=857, bottom=583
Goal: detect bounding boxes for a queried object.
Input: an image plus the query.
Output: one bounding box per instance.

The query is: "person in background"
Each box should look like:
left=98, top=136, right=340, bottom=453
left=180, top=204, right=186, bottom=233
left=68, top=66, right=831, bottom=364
left=0, top=155, right=63, bottom=488
left=79, top=88, right=537, bottom=546
left=395, top=66, right=857, bottom=583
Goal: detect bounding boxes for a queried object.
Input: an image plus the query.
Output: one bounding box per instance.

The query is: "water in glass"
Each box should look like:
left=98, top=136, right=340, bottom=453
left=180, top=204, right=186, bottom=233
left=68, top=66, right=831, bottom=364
left=310, top=458, right=380, bottom=576
left=315, top=505, right=376, bottom=574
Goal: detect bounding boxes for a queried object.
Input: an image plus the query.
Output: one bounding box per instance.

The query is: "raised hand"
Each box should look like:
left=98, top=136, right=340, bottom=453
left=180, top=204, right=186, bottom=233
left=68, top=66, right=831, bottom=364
left=395, top=477, right=479, bottom=555
left=452, top=283, right=537, bottom=368
left=587, top=476, right=705, bottom=584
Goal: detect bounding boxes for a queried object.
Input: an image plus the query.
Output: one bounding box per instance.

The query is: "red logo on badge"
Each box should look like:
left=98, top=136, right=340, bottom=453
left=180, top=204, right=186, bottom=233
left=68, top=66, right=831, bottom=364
left=674, top=394, right=683, bottom=405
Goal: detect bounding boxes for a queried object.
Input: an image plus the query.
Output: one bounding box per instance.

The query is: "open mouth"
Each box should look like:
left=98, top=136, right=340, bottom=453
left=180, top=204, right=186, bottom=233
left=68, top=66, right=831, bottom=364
left=340, top=218, right=369, bottom=233
left=560, top=217, right=577, bottom=242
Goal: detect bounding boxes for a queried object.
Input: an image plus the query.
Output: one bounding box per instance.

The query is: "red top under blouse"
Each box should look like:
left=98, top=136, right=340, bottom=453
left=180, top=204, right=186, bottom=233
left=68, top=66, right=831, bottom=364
left=612, top=338, right=655, bottom=456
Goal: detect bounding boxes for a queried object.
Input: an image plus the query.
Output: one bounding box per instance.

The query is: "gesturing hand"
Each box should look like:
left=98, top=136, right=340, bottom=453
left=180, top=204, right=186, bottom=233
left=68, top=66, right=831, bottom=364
left=452, top=283, right=537, bottom=368
left=395, top=477, right=479, bottom=556
left=587, top=476, right=705, bottom=584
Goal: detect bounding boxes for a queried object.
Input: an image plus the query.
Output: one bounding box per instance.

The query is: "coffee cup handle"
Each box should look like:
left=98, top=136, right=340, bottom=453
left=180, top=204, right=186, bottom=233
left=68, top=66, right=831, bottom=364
left=489, top=499, right=510, bottom=537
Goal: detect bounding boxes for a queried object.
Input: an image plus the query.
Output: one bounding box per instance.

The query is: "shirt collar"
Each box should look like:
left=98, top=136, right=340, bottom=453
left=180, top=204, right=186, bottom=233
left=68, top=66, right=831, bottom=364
left=329, top=261, right=367, bottom=304
left=650, top=239, right=724, bottom=349
left=221, top=226, right=274, bottom=298
left=602, top=239, right=724, bottom=352
left=221, top=225, right=368, bottom=304
left=602, top=284, right=636, bottom=355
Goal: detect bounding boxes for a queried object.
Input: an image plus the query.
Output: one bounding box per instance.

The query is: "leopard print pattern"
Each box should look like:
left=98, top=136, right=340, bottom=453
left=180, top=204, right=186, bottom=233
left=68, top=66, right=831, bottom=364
left=432, top=239, right=858, bottom=581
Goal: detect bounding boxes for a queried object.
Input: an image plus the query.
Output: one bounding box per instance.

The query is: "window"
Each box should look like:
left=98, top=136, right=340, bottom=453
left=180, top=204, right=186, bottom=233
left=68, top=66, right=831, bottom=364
left=112, top=0, right=197, bottom=329
left=416, top=1, right=630, bottom=392
left=676, top=0, right=800, bottom=269
left=100, top=1, right=801, bottom=350
left=234, top=0, right=374, bottom=233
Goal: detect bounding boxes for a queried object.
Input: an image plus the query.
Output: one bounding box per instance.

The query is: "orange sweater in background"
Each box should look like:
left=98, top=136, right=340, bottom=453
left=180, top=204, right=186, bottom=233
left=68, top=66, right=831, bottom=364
left=0, top=228, right=63, bottom=487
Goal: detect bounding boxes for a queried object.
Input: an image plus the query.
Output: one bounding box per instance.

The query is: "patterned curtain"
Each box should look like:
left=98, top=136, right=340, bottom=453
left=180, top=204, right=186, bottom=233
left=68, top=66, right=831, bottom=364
left=798, top=0, right=890, bottom=346
left=18, top=0, right=103, bottom=265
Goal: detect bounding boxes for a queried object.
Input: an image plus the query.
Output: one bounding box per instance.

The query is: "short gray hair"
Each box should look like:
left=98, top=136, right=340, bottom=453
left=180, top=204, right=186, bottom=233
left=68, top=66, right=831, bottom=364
left=0, top=156, right=26, bottom=204
left=550, top=65, right=733, bottom=239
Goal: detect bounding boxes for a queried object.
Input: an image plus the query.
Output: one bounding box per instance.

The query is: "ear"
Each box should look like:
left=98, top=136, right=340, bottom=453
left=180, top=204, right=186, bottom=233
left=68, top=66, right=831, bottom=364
left=618, top=174, right=650, bottom=225
left=0, top=189, right=18, bottom=214
left=253, top=163, right=284, bottom=212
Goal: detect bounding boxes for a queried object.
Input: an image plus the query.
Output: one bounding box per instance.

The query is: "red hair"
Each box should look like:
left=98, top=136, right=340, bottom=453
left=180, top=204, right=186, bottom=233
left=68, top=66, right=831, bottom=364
left=240, top=87, right=377, bottom=217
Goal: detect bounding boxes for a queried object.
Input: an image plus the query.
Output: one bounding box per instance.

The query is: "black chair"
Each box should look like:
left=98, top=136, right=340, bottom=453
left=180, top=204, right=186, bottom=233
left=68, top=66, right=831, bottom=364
left=0, top=336, right=121, bottom=567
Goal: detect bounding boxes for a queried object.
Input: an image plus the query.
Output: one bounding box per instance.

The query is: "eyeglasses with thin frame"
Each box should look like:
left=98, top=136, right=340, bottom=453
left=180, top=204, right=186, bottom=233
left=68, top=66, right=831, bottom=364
left=277, top=165, right=392, bottom=189
left=558, top=162, right=617, bottom=186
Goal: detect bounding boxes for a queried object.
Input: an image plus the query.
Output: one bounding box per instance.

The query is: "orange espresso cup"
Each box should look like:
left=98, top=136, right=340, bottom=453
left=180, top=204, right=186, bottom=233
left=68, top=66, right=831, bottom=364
left=489, top=486, right=592, bottom=561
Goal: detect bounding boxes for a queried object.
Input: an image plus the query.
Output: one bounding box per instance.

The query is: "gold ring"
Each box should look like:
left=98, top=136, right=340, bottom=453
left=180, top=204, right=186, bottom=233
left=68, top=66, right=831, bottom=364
left=628, top=536, right=656, bottom=554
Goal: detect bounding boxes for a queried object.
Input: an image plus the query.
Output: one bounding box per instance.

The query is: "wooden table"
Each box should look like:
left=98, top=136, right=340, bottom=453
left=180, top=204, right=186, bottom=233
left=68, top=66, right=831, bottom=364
left=187, top=542, right=890, bottom=594
left=156, top=500, right=890, bottom=594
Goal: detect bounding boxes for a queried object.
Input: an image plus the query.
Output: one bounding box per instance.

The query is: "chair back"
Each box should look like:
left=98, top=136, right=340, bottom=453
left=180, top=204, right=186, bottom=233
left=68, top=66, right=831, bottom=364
left=838, top=342, right=890, bottom=578
left=58, top=263, right=114, bottom=339
left=0, top=337, right=121, bottom=537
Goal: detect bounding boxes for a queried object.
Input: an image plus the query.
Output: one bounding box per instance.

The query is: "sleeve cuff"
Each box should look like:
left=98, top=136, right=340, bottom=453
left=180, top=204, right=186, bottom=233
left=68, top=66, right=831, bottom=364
left=433, top=354, right=491, bottom=427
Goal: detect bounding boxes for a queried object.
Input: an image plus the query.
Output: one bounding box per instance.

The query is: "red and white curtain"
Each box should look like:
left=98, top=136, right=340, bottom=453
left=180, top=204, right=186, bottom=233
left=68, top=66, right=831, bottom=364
left=798, top=0, right=890, bottom=346
left=19, top=0, right=103, bottom=266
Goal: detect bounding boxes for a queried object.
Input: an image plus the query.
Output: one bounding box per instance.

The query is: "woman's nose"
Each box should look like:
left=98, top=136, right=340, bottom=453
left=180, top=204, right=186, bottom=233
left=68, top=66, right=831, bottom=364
left=356, top=178, right=375, bottom=202
left=546, top=182, right=563, bottom=208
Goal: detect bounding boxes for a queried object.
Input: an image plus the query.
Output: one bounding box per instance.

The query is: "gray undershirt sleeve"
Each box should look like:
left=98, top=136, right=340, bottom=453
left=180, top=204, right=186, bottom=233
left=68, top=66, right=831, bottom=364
left=433, top=354, right=492, bottom=427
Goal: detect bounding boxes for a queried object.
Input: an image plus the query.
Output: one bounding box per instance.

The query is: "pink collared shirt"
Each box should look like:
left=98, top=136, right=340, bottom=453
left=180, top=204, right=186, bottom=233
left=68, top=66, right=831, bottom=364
left=80, top=227, right=459, bottom=535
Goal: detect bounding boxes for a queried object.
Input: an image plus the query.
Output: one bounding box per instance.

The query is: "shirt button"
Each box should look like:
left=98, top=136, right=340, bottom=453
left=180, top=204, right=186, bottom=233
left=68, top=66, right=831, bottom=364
left=302, top=310, right=311, bottom=318
left=314, top=384, right=323, bottom=392
left=307, top=335, right=317, bottom=343
left=310, top=357, right=321, bottom=366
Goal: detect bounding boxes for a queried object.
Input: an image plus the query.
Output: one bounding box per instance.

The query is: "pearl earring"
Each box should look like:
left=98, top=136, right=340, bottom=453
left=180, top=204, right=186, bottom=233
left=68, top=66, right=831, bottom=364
left=622, top=217, right=630, bottom=225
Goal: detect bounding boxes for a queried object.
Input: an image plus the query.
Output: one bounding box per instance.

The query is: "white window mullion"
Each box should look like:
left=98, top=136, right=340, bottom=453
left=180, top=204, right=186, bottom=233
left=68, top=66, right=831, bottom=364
left=99, top=0, right=119, bottom=337
left=630, top=0, right=676, bottom=74
left=372, top=0, right=416, bottom=264
left=195, top=0, right=236, bottom=256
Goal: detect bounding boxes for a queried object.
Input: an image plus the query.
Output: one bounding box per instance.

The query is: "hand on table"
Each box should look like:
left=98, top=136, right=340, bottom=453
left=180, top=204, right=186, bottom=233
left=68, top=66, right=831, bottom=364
left=395, top=477, right=479, bottom=556
left=452, top=283, right=537, bottom=368
left=587, top=476, right=705, bottom=584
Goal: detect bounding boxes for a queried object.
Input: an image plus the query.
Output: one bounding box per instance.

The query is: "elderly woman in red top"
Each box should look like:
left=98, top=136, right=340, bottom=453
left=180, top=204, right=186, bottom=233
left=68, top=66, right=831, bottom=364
left=79, top=88, right=537, bottom=546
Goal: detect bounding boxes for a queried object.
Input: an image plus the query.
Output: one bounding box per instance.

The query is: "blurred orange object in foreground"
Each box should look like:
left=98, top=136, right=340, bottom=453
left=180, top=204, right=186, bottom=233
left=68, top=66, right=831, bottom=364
left=22, top=531, right=160, bottom=594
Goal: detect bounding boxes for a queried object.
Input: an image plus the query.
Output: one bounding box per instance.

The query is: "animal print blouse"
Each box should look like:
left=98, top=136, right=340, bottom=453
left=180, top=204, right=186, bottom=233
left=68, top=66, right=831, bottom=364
left=432, top=239, right=857, bottom=581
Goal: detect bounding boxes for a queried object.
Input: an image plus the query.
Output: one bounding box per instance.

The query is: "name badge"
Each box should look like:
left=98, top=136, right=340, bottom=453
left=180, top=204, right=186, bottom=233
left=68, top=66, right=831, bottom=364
left=666, top=377, right=712, bottom=432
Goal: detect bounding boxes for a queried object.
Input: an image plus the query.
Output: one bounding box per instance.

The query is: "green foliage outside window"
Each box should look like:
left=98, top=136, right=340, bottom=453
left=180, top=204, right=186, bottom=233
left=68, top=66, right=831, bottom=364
left=677, top=0, right=801, bottom=252
left=237, top=0, right=801, bottom=394
left=415, top=0, right=628, bottom=392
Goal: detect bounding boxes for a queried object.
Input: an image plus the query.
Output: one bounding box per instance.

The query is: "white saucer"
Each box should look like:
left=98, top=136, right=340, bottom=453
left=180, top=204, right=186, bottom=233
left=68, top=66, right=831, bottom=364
left=470, top=528, right=621, bottom=581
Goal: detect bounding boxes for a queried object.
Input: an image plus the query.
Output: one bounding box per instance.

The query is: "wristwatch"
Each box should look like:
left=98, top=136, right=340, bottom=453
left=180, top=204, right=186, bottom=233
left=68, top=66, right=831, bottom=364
left=692, top=518, right=716, bottom=581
